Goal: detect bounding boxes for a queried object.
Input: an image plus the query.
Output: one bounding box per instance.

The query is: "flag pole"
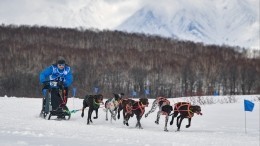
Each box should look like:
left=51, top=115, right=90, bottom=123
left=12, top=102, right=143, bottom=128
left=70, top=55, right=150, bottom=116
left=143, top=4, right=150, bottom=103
left=72, top=88, right=76, bottom=110
left=73, top=95, right=74, bottom=110
left=244, top=111, right=247, bottom=134
left=244, top=99, right=255, bottom=134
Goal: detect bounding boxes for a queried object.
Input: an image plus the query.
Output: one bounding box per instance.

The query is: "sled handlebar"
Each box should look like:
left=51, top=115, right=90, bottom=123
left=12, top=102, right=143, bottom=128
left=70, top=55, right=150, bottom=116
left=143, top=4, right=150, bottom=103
left=42, top=80, right=64, bottom=89
left=42, top=80, right=56, bottom=83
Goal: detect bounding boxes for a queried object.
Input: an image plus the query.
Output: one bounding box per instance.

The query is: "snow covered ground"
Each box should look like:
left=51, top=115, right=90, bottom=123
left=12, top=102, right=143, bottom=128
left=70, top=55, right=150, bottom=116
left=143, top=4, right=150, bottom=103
left=0, top=95, right=259, bottom=146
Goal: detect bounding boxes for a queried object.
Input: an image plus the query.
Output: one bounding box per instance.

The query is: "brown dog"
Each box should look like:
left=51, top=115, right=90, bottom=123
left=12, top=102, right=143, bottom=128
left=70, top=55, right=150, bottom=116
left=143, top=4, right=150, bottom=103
left=170, top=102, right=202, bottom=131
left=123, top=98, right=149, bottom=129
left=117, top=98, right=135, bottom=120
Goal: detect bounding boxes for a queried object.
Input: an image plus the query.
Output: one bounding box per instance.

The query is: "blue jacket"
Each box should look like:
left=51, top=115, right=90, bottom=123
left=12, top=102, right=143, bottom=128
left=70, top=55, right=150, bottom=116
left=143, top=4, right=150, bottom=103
left=40, top=64, right=73, bottom=87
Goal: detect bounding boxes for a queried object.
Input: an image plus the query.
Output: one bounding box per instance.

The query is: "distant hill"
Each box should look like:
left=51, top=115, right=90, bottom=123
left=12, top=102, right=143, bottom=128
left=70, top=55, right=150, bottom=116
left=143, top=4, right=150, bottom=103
left=0, top=25, right=259, bottom=97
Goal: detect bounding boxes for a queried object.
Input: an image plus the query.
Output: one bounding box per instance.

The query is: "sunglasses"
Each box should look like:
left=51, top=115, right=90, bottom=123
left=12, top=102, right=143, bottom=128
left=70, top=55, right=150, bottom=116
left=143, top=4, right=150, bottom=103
left=58, top=64, right=65, bottom=67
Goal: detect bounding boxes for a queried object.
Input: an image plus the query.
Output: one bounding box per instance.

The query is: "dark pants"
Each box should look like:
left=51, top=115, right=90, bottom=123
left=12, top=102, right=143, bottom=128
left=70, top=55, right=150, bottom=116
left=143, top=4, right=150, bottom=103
left=43, top=85, right=69, bottom=110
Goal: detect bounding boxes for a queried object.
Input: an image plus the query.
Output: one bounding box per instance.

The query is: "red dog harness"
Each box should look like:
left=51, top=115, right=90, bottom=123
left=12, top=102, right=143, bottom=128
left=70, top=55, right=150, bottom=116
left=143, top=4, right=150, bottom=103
left=157, top=97, right=170, bottom=105
left=157, top=97, right=170, bottom=116
left=174, top=102, right=194, bottom=118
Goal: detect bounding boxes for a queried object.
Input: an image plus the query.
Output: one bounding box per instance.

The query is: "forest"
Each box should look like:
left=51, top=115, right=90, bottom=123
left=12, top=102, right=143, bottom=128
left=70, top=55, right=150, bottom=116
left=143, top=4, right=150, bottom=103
left=0, top=24, right=259, bottom=98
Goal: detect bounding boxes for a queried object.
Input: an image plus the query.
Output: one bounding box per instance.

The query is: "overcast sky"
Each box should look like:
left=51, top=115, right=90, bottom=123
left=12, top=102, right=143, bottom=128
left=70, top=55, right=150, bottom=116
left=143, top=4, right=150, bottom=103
left=0, top=0, right=144, bottom=29
left=0, top=0, right=258, bottom=29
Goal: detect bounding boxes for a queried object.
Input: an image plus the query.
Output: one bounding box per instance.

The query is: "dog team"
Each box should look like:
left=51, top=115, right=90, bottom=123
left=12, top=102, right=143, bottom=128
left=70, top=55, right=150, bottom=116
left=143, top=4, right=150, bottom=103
left=39, top=58, right=201, bottom=131
left=81, top=93, right=202, bottom=132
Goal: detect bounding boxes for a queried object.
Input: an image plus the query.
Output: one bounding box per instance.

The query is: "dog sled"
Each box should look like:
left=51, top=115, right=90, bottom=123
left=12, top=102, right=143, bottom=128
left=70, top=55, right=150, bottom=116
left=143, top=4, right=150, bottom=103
left=39, top=80, right=71, bottom=120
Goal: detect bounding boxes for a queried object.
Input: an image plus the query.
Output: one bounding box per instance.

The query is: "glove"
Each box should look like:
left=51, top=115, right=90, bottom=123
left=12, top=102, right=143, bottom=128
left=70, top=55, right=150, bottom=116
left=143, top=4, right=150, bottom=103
left=43, top=82, right=49, bottom=87
left=42, top=81, right=51, bottom=88
left=57, top=81, right=64, bottom=88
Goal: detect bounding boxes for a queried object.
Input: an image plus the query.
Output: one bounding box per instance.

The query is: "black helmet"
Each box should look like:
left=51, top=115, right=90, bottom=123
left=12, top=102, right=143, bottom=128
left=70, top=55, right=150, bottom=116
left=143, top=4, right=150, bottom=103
left=57, top=59, right=66, bottom=64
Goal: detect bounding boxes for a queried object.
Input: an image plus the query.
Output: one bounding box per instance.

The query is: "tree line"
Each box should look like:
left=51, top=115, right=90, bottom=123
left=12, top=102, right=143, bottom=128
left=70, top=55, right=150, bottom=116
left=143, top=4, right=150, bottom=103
left=0, top=24, right=259, bottom=98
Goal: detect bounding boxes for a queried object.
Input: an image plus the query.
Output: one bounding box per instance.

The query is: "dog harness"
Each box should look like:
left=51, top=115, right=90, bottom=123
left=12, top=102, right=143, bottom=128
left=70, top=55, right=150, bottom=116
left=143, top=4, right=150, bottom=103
left=174, top=102, right=194, bottom=118
left=131, top=101, right=146, bottom=116
left=125, top=103, right=133, bottom=115
left=93, top=99, right=101, bottom=109
left=157, top=97, right=170, bottom=105
left=155, top=97, right=170, bottom=115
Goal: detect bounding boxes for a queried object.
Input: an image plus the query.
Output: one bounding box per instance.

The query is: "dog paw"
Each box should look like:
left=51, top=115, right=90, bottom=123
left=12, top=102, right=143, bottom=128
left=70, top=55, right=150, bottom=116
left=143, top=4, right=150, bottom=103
left=170, top=121, right=173, bottom=125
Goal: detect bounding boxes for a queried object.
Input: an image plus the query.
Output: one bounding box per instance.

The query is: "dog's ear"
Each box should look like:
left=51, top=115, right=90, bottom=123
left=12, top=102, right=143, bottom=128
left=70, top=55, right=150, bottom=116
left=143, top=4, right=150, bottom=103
left=114, top=93, right=120, bottom=98
left=146, top=99, right=149, bottom=105
left=98, top=94, right=103, bottom=98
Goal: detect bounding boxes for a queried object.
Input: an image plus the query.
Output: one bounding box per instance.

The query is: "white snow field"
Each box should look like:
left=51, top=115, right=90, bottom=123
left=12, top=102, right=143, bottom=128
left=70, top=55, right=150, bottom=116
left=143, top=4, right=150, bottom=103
left=0, top=95, right=259, bottom=146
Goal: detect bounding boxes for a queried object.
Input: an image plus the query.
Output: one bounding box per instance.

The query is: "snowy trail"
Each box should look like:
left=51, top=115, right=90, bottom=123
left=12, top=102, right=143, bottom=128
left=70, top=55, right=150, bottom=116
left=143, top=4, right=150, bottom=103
left=0, top=96, right=259, bottom=146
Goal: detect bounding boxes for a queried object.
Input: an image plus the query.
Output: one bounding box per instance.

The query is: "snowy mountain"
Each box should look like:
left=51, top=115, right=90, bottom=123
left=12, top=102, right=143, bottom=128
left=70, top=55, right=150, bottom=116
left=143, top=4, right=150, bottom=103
left=0, top=0, right=259, bottom=49
left=0, top=0, right=141, bottom=29
left=117, top=0, right=260, bottom=49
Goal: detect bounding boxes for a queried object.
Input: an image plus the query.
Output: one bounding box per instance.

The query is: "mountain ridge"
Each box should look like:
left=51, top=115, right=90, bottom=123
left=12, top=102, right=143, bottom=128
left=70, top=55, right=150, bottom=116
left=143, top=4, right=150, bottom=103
left=0, top=0, right=258, bottom=49
left=117, top=0, right=259, bottom=49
